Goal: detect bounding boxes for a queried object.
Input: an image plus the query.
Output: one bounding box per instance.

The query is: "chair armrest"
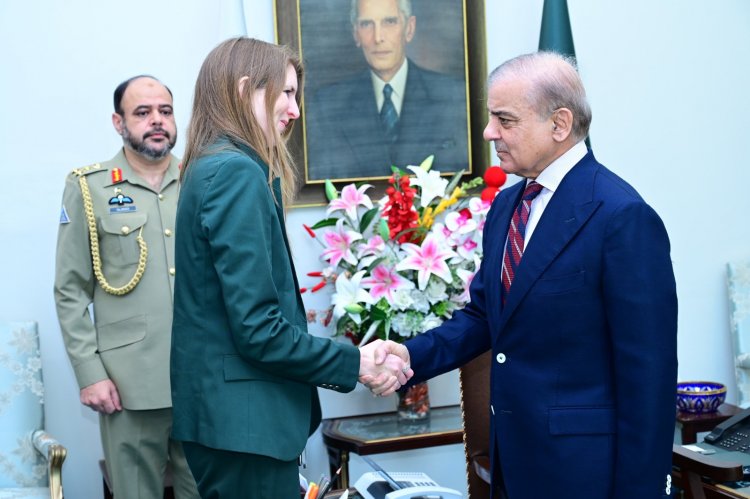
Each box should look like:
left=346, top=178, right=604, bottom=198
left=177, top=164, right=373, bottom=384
left=472, top=455, right=491, bottom=484
left=32, top=430, right=67, bottom=499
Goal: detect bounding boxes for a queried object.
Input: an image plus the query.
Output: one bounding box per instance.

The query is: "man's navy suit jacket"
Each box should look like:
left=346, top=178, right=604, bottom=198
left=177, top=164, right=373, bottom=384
left=405, top=151, right=678, bottom=498
left=305, top=60, right=469, bottom=180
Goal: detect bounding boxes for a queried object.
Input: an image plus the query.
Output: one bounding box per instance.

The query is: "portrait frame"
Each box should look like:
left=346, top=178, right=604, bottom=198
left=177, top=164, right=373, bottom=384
left=274, top=0, right=488, bottom=207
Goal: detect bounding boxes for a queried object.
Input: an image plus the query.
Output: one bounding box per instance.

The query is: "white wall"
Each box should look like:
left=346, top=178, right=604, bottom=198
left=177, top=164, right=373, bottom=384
left=1, top=1, right=749, bottom=497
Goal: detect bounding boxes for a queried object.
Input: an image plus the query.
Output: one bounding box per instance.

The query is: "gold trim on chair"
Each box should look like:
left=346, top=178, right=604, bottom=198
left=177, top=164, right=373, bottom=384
left=32, top=430, right=68, bottom=499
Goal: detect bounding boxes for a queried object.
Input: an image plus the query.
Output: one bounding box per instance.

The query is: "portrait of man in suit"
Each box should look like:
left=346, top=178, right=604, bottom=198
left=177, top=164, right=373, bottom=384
left=302, top=0, right=471, bottom=182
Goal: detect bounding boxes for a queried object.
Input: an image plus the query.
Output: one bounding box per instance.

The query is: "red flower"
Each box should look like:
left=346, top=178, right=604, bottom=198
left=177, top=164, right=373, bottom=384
left=383, top=172, right=420, bottom=244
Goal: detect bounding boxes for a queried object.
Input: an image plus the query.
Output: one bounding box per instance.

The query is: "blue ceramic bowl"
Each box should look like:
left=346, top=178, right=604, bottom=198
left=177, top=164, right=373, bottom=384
left=676, top=381, right=727, bottom=414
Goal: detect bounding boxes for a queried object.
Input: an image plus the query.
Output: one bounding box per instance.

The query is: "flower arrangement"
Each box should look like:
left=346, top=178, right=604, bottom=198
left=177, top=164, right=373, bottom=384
left=302, top=156, right=507, bottom=346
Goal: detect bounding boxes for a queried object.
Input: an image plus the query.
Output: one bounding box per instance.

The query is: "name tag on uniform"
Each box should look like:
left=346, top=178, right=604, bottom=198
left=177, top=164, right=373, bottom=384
left=110, top=205, right=137, bottom=214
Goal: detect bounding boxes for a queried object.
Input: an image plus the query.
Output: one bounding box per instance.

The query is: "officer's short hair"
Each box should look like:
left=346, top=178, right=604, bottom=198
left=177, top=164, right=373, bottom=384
left=113, top=75, right=173, bottom=115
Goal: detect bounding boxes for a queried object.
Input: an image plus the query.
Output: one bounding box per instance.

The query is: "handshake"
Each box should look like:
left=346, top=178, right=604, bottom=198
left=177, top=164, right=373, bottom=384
left=358, top=340, right=413, bottom=396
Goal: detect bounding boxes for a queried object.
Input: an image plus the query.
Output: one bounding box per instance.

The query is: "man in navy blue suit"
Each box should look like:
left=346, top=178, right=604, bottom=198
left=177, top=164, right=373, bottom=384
left=371, top=52, right=678, bottom=498
left=305, top=0, right=469, bottom=181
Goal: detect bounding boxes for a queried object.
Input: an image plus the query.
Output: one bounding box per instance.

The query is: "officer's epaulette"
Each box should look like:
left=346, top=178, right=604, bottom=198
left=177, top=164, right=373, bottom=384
left=70, top=163, right=105, bottom=177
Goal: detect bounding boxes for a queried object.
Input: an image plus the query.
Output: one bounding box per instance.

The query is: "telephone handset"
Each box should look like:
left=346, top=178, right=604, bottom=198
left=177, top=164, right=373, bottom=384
left=704, top=406, right=750, bottom=451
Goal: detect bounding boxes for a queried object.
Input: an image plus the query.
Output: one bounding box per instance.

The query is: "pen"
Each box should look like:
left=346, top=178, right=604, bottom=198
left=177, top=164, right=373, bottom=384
left=317, top=466, right=341, bottom=498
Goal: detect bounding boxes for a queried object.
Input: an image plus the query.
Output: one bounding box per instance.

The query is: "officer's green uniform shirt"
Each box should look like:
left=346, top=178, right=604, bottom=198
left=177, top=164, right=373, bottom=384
left=54, top=149, right=180, bottom=410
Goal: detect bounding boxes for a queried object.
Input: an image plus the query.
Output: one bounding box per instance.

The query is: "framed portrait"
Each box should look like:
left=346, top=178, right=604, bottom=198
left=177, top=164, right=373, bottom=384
left=275, top=0, right=488, bottom=206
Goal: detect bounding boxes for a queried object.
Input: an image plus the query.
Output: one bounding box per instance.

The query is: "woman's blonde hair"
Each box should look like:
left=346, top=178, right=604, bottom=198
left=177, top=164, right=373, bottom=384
left=181, top=37, right=304, bottom=206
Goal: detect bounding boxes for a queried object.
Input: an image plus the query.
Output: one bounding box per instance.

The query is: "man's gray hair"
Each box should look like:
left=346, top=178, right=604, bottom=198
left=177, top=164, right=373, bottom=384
left=350, top=0, right=412, bottom=26
left=488, top=51, right=592, bottom=142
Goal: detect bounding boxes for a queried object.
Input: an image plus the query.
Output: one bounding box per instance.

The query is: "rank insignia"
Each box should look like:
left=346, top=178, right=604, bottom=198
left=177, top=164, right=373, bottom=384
left=111, top=168, right=123, bottom=184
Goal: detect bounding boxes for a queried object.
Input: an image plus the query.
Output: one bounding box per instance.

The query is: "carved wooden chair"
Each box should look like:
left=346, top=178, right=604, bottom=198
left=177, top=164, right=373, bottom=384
left=459, top=351, right=492, bottom=498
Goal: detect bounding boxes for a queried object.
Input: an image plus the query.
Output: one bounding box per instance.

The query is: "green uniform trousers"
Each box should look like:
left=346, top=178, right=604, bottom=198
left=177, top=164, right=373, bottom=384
left=99, top=408, right=199, bottom=499
left=182, top=441, right=299, bottom=499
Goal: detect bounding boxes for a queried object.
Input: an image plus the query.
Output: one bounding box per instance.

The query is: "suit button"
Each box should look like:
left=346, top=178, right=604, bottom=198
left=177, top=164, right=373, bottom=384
left=158, top=194, right=165, bottom=201
left=169, top=267, right=175, bottom=276
left=121, top=226, right=130, bottom=235
left=496, top=353, right=506, bottom=364
left=164, top=229, right=173, bottom=237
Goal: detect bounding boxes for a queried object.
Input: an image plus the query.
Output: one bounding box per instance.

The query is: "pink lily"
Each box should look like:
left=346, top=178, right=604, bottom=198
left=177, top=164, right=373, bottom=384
left=321, top=219, right=362, bottom=267
left=327, top=183, right=373, bottom=220
left=361, top=264, right=414, bottom=301
left=396, top=234, right=457, bottom=290
left=356, top=235, right=386, bottom=267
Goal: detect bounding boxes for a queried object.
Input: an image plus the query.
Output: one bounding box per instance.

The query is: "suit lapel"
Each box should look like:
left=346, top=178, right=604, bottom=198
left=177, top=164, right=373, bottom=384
left=499, top=155, right=602, bottom=321
left=341, top=71, right=389, bottom=162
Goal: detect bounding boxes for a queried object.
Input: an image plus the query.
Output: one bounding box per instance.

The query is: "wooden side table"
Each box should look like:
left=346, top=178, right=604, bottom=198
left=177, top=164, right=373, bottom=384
left=320, top=405, right=464, bottom=489
left=676, top=403, right=743, bottom=444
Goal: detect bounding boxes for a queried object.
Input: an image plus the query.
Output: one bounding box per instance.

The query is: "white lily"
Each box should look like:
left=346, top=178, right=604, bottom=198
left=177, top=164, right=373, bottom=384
left=331, top=271, right=374, bottom=324
left=407, top=165, right=448, bottom=207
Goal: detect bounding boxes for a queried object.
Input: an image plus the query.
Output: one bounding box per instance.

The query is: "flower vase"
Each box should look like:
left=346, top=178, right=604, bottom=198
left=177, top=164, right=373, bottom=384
left=397, top=381, right=430, bottom=421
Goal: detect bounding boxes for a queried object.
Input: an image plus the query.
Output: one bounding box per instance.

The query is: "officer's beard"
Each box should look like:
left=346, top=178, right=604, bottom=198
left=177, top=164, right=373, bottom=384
left=121, top=122, right=177, bottom=161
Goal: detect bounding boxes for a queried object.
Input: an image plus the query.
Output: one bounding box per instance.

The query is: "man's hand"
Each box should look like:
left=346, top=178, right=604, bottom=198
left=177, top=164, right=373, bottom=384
left=80, top=379, right=122, bottom=414
left=358, top=340, right=413, bottom=396
left=373, top=339, right=411, bottom=369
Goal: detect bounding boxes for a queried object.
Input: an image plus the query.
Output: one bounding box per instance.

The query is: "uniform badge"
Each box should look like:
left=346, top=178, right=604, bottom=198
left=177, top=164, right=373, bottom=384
left=111, top=167, right=124, bottom=184
left=59, top=204, right=70, bottom=224
left=109, top=187, right=136, bottom=213
left=109, top=188, right=134, bottom=206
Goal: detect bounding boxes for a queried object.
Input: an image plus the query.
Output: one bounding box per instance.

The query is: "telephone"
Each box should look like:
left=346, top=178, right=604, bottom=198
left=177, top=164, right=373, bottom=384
left=354, top=471, right=463, bottom=499
left=704, top=406, right=750, bottom=452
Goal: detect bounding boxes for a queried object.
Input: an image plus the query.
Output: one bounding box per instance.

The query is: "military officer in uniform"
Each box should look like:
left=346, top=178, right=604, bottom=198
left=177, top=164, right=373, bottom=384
left=54, top=75, right=199, bottom=499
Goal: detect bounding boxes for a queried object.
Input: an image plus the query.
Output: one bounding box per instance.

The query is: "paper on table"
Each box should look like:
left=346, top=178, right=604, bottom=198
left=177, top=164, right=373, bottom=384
left=683, top=443, right=716, bottom=455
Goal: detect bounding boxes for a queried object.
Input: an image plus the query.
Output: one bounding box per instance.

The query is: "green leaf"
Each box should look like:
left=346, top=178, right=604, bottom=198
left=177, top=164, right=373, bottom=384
left=311, top=218, right=339, bottom=230
left=433, top=301, right=449, bottom=317
left=359, top=207, right=379, bottom=233
left=378, top=219, right=390, bottom=240
left=365, top=256, right=386, bottom=273
left=394, top=225, right=427, bottom=243
left=444, top=169, right=466, bottom=195
left=371, top=307, right=389, bottom=321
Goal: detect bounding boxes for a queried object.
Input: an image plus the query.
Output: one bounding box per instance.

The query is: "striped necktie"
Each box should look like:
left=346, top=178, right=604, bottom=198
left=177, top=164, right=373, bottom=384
left=380, top=83, right=398, bottom=143
left=501, top=181, right=543, bottom=303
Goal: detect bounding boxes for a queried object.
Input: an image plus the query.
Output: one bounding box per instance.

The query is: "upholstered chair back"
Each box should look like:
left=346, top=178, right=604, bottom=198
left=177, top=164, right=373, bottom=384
left=0, top=321, right=47, bottom=489
left=728, top=260, right=750, bottom=408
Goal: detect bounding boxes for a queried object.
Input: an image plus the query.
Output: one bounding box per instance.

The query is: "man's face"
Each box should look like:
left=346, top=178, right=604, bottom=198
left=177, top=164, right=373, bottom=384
left=113, top=77, right=177, bottom=162
left=483, top=77, right=557, bottom=179
left=352, top=0, right=416, bottom=82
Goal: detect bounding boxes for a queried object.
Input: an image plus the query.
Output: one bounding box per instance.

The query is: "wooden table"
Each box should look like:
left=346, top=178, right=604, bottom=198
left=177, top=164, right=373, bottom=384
left=320, top=405, right=464, bottom=489
left=676, top=403, right=743, bottom=444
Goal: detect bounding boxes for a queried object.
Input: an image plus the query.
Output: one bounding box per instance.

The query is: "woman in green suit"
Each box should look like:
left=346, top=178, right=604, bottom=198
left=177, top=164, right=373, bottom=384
left=171, top=37, right=412, bottom=498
